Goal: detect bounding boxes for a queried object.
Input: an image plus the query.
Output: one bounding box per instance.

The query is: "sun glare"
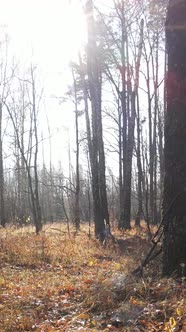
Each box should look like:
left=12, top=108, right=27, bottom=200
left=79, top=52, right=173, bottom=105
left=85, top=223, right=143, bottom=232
left=62, top=2, right=87, bottom=61
left=0, top=0, right=87, bottom=69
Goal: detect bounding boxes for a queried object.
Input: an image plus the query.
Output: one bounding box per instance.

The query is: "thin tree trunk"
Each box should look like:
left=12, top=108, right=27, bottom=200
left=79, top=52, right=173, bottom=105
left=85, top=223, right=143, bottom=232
left=135, top=93, right=143, bottom=227
left=147, top=61, right=154, bottom=225
left=118, top=99, right=123, bottom=226
left=97, top=77, right=110, bottom=227
left=152, top=33, right=159, bottom=224
left=158, top=106, right=164, bottom=213
left=119, top=0, right=127, bottom=229
left=0, top=102, right=5, bottom=227
left=72, top=68, right=80, bottom=230
left=31, top=67, right=42, bottom=234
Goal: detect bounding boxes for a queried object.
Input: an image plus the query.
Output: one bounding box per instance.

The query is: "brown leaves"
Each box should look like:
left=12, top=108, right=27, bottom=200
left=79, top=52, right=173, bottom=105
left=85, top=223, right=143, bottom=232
left=0, top=223, right=185, bottom=331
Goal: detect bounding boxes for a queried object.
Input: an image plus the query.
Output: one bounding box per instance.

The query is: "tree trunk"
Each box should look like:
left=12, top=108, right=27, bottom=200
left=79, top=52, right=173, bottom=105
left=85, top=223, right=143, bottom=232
left=147, top=60, right=154, bottom=225
left=72, top=68, right=80, bottom=231
left=135, top=93, right=143, bottom=227
left=86, top=0, right=106, bottom=240
left=0, top=102, right=5, bottom=227
left=122, top=18, right=144, bottom=229
left=122, top=91, right=135, bottom=229
left=152, top=33, right=159, bottom=224
left=118, top=100, right=123, bottom=226
left=119, top=0, right=127, bottom=229
left=31, top=67, right=42, bottom=234
left=158, top=105, right=164, bottom=214
left=163, top=0, right=186, bottom=276
left=97, top=83, right=110, bottom=227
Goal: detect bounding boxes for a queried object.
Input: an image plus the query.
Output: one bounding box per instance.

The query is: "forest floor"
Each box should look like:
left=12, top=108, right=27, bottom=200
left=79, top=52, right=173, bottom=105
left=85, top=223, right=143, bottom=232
left=0, top=222, right=185, bottom=332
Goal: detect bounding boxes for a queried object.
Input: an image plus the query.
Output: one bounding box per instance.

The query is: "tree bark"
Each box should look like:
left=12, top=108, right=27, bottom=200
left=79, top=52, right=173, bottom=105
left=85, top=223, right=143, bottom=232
left=86, top=0, right=109, bottom=240
left=163, top=0, right=186, bottom=276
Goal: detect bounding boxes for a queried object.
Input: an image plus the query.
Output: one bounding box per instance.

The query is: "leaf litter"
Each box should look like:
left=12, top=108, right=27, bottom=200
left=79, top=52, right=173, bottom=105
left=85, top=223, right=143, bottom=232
left=0, top=223, right=185, bottom=331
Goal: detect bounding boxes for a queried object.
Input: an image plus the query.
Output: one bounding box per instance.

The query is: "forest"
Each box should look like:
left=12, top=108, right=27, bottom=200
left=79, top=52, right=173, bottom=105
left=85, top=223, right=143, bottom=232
left=0, top=0, right=185, bottom=331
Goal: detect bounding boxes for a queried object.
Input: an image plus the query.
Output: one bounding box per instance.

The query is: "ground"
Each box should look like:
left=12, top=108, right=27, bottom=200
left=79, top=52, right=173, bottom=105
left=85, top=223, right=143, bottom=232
left=0, top=222, right=185, bottom=332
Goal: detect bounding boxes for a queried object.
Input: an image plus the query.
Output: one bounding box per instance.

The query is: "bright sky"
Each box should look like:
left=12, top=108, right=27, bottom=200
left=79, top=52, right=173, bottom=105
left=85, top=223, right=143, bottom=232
left=0, top=0, right=86, bottom=66
left=0, top=0, right=88, bottom=171
left=0, top=0, right=119, bottom=177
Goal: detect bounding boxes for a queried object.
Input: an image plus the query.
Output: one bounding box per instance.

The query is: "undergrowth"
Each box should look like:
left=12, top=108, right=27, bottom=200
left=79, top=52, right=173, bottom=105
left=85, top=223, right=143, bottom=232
left=0, top=223, right=185, bottom=331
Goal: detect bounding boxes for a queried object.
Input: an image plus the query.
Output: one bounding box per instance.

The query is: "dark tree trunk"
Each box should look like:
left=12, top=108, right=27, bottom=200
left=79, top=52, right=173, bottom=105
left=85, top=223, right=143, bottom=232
left=86, top=0, right=109, bottom=240
left=163, top=0, right=186, bottom=276
left=123, top=91, right=135, bottom=229
left=97, top=72, right=110, bottom=227
left=152, top=34, right=159, bottom=224
left=158, top=106, right=164, bottom=215
left=98, top=118, right=110, bottom=226
left=135, top=93, right=143, bottom=227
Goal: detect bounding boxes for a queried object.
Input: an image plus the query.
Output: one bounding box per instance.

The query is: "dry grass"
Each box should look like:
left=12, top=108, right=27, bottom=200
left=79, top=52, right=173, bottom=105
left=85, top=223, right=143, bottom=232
left=0, top=222, right=185, bottom=331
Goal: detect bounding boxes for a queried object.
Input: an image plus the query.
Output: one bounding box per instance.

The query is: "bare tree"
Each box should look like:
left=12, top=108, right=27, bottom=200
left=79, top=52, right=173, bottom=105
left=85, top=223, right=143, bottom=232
left=71, top=68, right=80, bottom=230
left=5, top=66, right=42, bottom=233
left=0, top=36, right=10, bottom=227
left=0, top=101, right=5, bottom=226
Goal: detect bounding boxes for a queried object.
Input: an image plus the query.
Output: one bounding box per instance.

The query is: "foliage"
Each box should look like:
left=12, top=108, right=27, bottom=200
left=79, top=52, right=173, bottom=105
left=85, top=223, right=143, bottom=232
left=0, top=223, right=185, bottom=331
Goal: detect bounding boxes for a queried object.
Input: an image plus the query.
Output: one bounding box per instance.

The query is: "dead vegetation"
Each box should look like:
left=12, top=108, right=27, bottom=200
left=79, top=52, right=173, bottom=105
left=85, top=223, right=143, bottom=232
left=0, top=223, right=185, bottom=331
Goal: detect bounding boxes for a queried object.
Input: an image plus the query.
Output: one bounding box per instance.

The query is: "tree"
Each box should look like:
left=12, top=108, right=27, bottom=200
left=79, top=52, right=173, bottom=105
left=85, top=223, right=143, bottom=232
left=5, top=66, right=42, bottom=234
left=0, top=36, right=10, bottom=227
left=122, top=17, right=144, bottom=229
left=142, top=0, right=166, bottom=225
left=71, top=67, right=80, bottom=230
left=85, top=0, right=110, bottom=240
left=0, top=102, right=5, bottom=227
left=135, top=93, right=144, bottom=227
left=163, top=0, right=186, bottom=276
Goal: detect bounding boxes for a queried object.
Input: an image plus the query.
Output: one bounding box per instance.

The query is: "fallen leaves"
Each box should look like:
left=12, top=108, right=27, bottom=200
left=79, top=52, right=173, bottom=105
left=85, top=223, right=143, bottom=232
left=0, top=223, right=185, bottom=331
